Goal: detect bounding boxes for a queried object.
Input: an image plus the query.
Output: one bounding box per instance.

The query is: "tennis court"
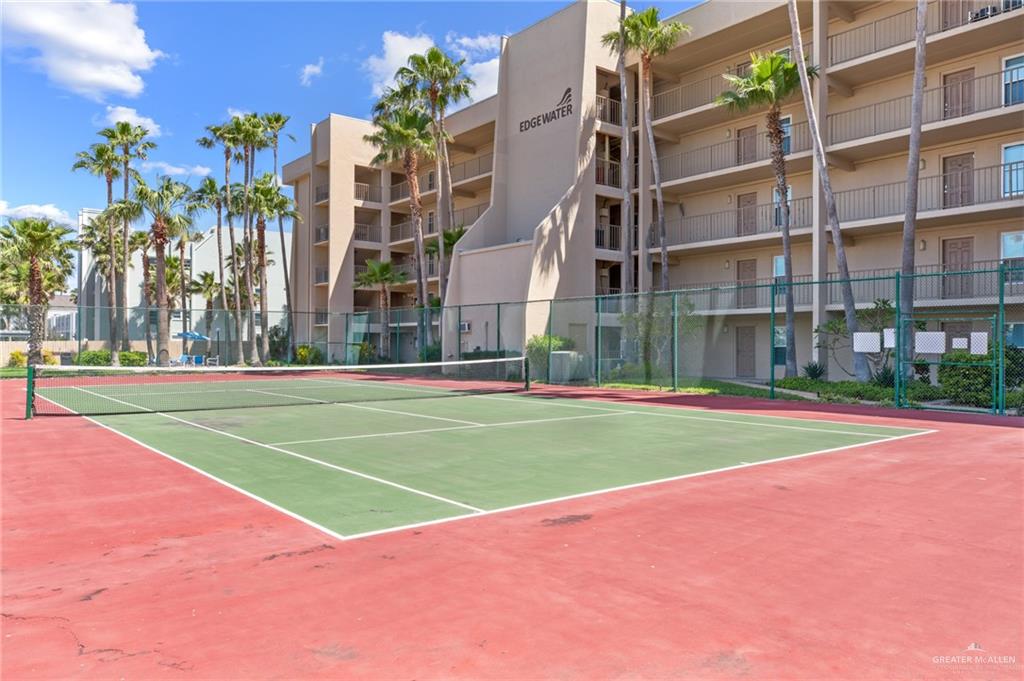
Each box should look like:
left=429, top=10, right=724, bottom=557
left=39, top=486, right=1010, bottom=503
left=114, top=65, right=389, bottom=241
left=28, top=358, right=930, bottom=539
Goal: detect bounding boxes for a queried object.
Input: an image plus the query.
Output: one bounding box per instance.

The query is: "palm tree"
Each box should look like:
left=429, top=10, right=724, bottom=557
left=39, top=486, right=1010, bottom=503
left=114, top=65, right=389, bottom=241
left=174, top=226, right=204, bottom=353
left=364, top=105, right=437, bottom=358
left=128, top=230, right=155, bottom=359
left=190, top=178, right=228, bottom=315
left=423, top=226, right=467, bottom=277
left=76, top=210, right=121, bottom=356
left=197, top=123, right=245, bottom=364
left=134, top=177, right=195, bottom=366
left=785, top=2, right=870, bottom=382
left=0, top=218, right=74, bottom=365
left=251, top=173, right=300, bottom=361
left=232, top=114, right=267, bottom=364
left=261, top=112, right=297, bottom=358
left=353, top=260, right=407, bottom=360
left=396, top=47, right=474, bottom=299
left=100, top=121, right=156, bottom=351
left=618, top=7, right=689, bottom=292
left=717, top=52, right=808, bottom=378
left=192, top=270, right=220, bottom=344
left=72, top=142, right=123, bottom=363
left=600, top=0, right=635, bottom=299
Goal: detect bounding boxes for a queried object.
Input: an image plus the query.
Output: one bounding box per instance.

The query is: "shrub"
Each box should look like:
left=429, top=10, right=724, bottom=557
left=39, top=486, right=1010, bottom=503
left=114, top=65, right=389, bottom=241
left=802, top=361, right=826, bottom=380
left=357, top=341, right=376, bottom=365
left=872, top=365, right=896, bottom=388
left=7, top=350, right=26, bottom=367
left=420, top=341, right=442, bottom=362
left=525, top=334, right=574, bottom=379
left=938, top=350, right=993, bottom=408
left=294, top=344, right=324, bottom=366
left=461, top=350, right=517, bottom=360
left=73, top=349, right=147, bottom=366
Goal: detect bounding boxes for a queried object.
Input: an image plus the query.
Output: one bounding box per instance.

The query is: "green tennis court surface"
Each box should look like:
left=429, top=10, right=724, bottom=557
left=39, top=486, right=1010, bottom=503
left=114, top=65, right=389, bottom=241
left=35, top=371, right=928, bottom=539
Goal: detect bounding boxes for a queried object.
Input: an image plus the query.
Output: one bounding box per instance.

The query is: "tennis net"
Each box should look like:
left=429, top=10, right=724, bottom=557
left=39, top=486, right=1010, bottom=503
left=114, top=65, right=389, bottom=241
left=27, top=357, right=528, bottom=417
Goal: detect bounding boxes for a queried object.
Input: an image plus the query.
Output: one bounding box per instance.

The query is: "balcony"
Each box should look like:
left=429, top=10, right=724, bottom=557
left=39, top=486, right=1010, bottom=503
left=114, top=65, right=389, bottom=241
left=390, top=152, right=492, bottom=204
left=453, top=202, right=488, bottom=228
left=314, top=309, right=329, bottom=326
left=394, top=258, right=438, bottom=279
left=596, top=222, right=622, bottom=250
left=835, top=162, right=1024, bottom=229
left=658, top=122, right=812, bottom=192
left=314, top=224, right=329, bottom=244
left=828, top=69, right=1024, bottom=159
left=390, top=202, right=489, bottom=243
left=354, top=182, right=382, bottom=203
left=596, top=158, right=622, bottom=188
left=827, top=260, right=1024, bottom=306
left=678, top=274, right=815, bottom=313
left=313, top=268, right=330, bottom=285
left=314, top=185, right=329, bottom=203
left=390, top=219, right=436, bottom=243
left=596, top=95, right=622, bottom=126
left=829, top=0, right=1024, bottom=74
left=353, top=223, right=382, bottom=242
left=662, top=197, right=813, bottom=250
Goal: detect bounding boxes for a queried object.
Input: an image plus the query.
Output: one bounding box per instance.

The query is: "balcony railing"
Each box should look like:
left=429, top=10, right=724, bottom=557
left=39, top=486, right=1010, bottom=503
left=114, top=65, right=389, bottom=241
left=314, top=185, right=329, bottom=203
left=827, top=260, right=1022, bottom=304
left=353, top=223, right=382, bottom=242
left=390, top=202, right=489, bottom=242
left=835, top=162, right=1024, bottom=222
left=314, top=309, right=329, bottom=326
left=390, top=218, right=435, bottom=242
left=314, top=224, right=329, bottom=244
left=313, top=268, right=329, bottom=285
left=596, top=158, right=622, bottom=188
left=449, top=153, right=493, bottom=183
left=394, top=259, right=438, bottom=278
left=663, top=196, right=812, bottom=247
left=354, top=182, right=382, bottom=202
left=659, top=121, right=810, bottom=182
left=829, top=69, right=1022, bottom=145
left=596, top=222, right=622, bottom=250
left=453, top=202, right=488, bottom=227
left=829, top=0, right=1024, bottom=66
left=596, top=95, right=622, bottom=125
left=679, top=274, right=815, bottom=311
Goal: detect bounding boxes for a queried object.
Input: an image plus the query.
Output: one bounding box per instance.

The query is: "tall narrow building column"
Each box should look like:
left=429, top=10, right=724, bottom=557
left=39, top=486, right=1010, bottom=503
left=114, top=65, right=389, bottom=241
left=810, top=0, right=830, bottom=364
left=636, top=65, right=652, bottom=293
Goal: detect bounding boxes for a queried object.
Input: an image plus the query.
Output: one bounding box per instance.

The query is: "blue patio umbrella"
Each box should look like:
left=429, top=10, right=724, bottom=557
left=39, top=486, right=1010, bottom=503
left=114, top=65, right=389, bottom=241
left=175, top=331, right=210, bottom=341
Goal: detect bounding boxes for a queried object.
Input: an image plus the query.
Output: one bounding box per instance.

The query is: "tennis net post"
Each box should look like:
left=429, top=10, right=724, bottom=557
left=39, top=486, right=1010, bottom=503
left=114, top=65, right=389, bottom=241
left=25, top=364, right=34, bottom=420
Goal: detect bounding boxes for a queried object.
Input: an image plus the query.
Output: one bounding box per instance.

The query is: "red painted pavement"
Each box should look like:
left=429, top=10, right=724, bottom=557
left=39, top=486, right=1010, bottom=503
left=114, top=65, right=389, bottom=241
left=2, top=379, right=1021, bottom=679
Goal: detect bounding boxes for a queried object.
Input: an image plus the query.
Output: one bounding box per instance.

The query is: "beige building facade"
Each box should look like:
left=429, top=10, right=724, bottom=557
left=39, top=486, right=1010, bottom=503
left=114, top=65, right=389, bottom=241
left=284, top=0, right=1024, bottom=376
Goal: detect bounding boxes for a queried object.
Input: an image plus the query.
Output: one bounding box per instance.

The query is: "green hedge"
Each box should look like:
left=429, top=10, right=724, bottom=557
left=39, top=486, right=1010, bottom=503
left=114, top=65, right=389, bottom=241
left=294, top=345, right=324, bottom=365
left=74, top=350, right=147, bottom=366
left=775, top=377, right=944, bottom=403
left=525, top=334, right=574, bottom=379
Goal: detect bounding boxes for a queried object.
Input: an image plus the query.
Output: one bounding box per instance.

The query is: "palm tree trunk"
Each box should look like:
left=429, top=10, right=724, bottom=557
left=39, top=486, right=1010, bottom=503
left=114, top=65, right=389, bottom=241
left=154, top=233, right=169, bottom=366
left=642, top=56, right=670, bottom=293
left=27, top=257, right=44, bottom=366
left=785, top=0, right=870, bottom=382
left=271, top=143, right=295, bottom=362
left=120, top=157, right=130, bottom=352
left=241, top=146, right=259, bottom=365
left=178, top=240, right=188, bottom=355
left=436, top=107, right=453, bottom=301
left=102, top=176, right=121, bottom=366
left=405, top=153, right=430, bottom=359
left=380, top=285, right=390, bottom=360
left=617, top=0, right=635, bottom=300
left=767, top=107, right=798, bottom=378
left=900, top=0, right=928, bottom=380
left=257, top=216, right=270, bottom=361
left=141, top=251, right=154, bottom=360
left=215, top=204, right=228, bottom=315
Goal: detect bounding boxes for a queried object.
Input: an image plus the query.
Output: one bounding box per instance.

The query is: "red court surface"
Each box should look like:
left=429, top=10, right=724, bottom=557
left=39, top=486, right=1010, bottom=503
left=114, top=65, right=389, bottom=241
left=2, top=379, right=1022, bottom=680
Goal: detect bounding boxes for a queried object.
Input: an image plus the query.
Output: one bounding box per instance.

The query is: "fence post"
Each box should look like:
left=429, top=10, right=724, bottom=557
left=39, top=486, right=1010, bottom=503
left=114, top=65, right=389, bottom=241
left=343, top=312, right=350, bottom=364
left=894, top=272, right=902, bottom=408
left=595, top=295, right=603, bottom=387
left=998, top=262, right=1006, bottom=415
left=457, top=305, right=462, bottom=361
left=672, top=292, right=679, bottom=392
left=769, top=281, right=776, bottom=400
left=25, top=364, right=34, bottom=420
left=547, top=299, right=554, bottom=383
left=496, top=302, right=501, bottom=354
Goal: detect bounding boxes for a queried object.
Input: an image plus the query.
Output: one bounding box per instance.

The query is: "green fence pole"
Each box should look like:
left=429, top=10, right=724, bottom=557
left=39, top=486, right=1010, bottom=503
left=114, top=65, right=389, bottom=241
left=547, top=299, right=554, bottom=383
left=769, top=281, right=776, bottom=400
left=595, top=296, right=603, bottom=387
left=343, top=312, right=350, bottom=364
left=457, top=305, right=462, bottom=361
left=998, top=263, right=1006, bottom=415
left=25, top=364, right=34, bottom=419
left=524, top=356, right=531, bottom=391
left=672, top=292, right=679, bottom=392
left=894, top=272, right=902, bottom=408
left=496, top=302, right=501, bottom=355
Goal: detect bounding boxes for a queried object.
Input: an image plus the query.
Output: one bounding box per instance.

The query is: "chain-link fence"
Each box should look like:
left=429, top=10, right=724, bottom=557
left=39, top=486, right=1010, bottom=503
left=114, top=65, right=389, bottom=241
left=6, top=263, right=1022, bottom=415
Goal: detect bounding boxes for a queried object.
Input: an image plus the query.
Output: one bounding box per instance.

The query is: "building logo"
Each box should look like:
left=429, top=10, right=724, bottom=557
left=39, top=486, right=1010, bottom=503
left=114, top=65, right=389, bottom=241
left=519, top=88, right=573, bottom=133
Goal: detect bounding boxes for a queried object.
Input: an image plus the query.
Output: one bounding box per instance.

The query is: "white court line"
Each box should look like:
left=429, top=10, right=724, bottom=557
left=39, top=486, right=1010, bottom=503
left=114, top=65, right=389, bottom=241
left=71, top=387, right=484, bottom=513
left=270, top=411, right=634, bottom=446
left=243, top=387, right=483, bottom=426
left=298, top=377, right=907, bottom=439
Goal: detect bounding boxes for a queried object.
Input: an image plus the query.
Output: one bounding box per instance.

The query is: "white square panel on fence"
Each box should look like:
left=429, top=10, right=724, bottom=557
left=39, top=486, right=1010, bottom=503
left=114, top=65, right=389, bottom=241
left=915, top=331, right=946, bottom=354
left=970, top=332, right=988, bottom=355
left=853, top=331, right=881, bottom=353
left=883, top=328, right=896, bottom=349
left=952, top=337, right=968, bottom=350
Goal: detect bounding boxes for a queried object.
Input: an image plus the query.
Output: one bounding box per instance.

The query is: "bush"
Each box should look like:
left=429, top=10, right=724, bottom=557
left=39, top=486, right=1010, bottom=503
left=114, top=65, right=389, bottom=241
left=74, top=349, right=147, bottom=366
left=802, top=361, right=826, bottom=380
left=938, top=349, right=993, bottom=408
left=420, top=341, right=442, bottom=362
left=267, top=324, right=289, bottom=361
left=294, top=345, right=324, bottom=366
left=525, top=334, right=574, bottom=379
left=872, top=365, right=896, bottom=388
left=7, top=350, right=26, bottom=367
left=461, top=350, right=518, bottom=360
left=357, top=341, right=376, bottom=365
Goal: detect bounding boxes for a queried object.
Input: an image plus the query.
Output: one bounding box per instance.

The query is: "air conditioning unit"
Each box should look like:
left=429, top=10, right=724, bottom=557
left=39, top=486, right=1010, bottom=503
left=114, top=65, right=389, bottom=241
left=459, top=320, right=472, bottom=333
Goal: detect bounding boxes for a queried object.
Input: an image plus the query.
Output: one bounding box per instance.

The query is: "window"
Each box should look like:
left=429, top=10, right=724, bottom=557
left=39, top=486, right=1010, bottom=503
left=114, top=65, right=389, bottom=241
left=1004, top=55, right=1024, bottom=106
left=773, top=254, right=789, bottom=295
left=773, top=326, right=787, bottom=366
left=1003, top=143, right=1024, bottom=197
left=1002, top=231, right=1024, bottom=284
left=427, top=211, right=436, bottom=234
left=776, top=47, right=792, bottom=61
left=772, top=186, right=793, bottom=227
left=427, top=170, right=436, bottom=191
left=780, top=116, right=792, bottom=155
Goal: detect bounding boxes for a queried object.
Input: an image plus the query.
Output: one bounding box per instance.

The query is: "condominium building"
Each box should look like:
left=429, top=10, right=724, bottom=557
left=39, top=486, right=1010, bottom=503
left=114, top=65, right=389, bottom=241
left=284, top=0, right=1023, bottom=375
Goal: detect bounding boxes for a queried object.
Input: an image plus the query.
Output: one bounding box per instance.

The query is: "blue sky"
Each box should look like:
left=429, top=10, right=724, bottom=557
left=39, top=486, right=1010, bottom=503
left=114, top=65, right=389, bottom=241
left=2, top=0, right=697, bottom=232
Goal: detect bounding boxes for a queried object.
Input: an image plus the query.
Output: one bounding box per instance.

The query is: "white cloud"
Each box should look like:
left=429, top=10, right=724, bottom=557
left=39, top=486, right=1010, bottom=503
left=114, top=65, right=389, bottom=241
left=2, top=0, right=163, bottom=101
left=226, top=107, right=251, bottom=119
left=362, top=31, right=434, bottom=96
left=140, top=161, right=211, bottom=178
left=100, top=105, right=162, bottom=136
left=0, top=200, right=73, bottom=225
left=445, top=32, right=501, bottom=60
left=299, top=56, right=325, bottom=87
left=465, top=57, right=500, bottom=103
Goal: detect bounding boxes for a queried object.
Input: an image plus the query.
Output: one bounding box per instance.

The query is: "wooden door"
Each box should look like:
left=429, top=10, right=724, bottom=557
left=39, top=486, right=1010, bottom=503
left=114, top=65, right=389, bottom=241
left=736, top=258, right=757, bottom=308
left=943, top=68, right=974, bottom=119
left=943, top=154, right=975, bottom=208
left=736, top=326, right=756, bottom=377
left=942, top=237, right=974, bottom=298
left=941, top=0, right=966, bottom=30
left=736, top=192, right=758, bottom=236
left=736, top=126, right=757, bottom=166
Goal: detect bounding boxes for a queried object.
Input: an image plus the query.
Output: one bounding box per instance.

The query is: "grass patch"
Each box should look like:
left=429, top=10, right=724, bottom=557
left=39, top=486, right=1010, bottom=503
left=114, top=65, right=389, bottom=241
left=601, top=377, right=807, bottom=401
left=0, top=367, right=27, bottom=379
